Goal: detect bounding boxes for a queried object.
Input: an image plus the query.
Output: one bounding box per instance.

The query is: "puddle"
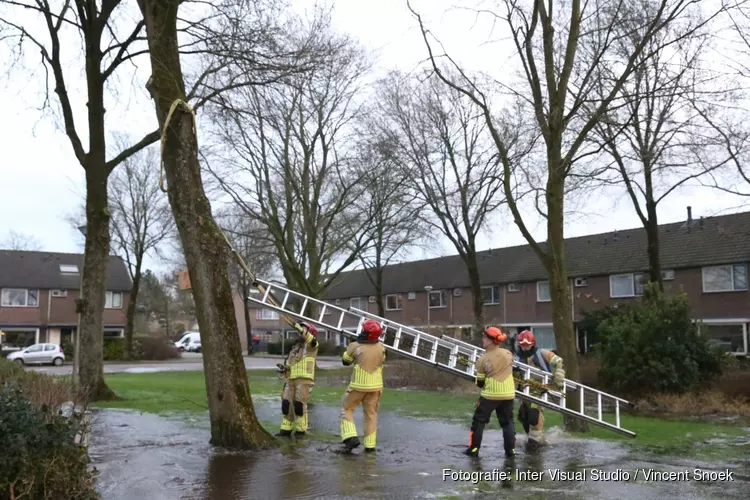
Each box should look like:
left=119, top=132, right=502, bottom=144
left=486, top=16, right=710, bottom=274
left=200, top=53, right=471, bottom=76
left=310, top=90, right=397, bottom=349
left=89, top=403, right=750, bottom=499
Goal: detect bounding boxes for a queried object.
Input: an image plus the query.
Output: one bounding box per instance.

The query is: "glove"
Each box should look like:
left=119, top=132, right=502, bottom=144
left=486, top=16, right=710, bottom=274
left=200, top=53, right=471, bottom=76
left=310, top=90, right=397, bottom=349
left=553, top=376, right=564, bottom=391
left=276, top=363, right=287, bottom=374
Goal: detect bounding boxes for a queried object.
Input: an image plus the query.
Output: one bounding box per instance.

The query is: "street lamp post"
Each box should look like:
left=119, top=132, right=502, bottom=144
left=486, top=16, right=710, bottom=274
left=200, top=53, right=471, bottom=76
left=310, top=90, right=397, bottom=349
left=424, top=285, right=433, bottom=329
left=73, top=225, right=86, bottom=390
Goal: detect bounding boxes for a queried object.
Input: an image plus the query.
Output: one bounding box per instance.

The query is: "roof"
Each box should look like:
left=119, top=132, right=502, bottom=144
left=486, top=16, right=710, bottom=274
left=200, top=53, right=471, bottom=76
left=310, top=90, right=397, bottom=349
left=323, top=209, right=750, bottom=299
left=0, top=251, right=132, bottom=291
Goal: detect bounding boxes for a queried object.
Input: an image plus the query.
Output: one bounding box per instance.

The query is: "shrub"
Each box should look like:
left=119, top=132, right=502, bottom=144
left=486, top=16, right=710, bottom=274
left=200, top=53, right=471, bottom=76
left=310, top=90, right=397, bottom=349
left=0, top=359, right=98, bottom=500
left=103, top=338, right=125, bottom=361
left=267, top=341, right=295, bottom=356
left=316, top=340, right=341, bottom=356
left=596, top=285, right=724, bottom=396
left=133, top=335, right=181, bottom=361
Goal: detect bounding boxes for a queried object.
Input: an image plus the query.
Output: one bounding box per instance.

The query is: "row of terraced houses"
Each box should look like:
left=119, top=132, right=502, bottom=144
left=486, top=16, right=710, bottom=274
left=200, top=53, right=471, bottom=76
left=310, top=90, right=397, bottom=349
left=2, top=208, right=749, bottom=356
left=237, top=208, right=750, bottom=356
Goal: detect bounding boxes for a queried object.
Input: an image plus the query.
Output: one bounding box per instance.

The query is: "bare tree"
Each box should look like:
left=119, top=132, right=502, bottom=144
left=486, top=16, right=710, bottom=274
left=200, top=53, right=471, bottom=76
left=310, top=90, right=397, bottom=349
left=589, top=8, right=728, bottom=293
left=375, top=70, right=530, bottom=338
left=408, top=0, right=728, bottom=431
left=108, top=137, right=175, bottom=358
left=208, top=33, right=374, bottom=304
left=1, top=230, right=43, bottom=251
left=1, top=0, right=163, bottom=400
left=220, top=211, right=277, bottom=355
left=136, top=0, right=331, bottom=449
left=353, top=135, right=429, bottom=317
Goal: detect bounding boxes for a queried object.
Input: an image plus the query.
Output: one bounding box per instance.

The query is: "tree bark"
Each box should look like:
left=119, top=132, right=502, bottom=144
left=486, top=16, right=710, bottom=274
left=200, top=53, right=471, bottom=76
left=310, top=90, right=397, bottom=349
left=466, top=253, right=484, bottom=340
left=644, top=194, right=664, bottom=295
left=124, top=257, right=144, bottom=359
left=79, top=168, right=117, bottom=401
left=138, top=0, right=274, bottom=449
left=546, top=163, right=588, bottom=433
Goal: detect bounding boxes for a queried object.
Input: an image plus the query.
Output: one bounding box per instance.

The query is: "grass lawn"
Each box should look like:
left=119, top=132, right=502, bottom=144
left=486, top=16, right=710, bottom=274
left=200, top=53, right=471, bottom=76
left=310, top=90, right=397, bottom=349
left=94, top=369, right=749, bottom=457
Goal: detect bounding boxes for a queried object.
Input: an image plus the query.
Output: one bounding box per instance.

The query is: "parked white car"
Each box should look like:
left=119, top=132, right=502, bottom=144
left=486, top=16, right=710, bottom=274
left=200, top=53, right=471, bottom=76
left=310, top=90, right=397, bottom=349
left=174, top=331, right=200, bottom=351
left=7, top=343, right=65, bottom=366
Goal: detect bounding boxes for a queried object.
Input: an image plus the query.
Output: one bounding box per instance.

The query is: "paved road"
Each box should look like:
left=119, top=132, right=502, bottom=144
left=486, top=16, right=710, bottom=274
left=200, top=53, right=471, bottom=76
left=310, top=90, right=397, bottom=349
left=25, top=353, right=341, bottom=375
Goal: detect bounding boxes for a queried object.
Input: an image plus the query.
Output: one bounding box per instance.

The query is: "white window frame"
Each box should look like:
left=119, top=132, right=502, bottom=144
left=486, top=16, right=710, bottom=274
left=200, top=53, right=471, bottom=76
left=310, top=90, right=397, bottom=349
left=481, top=285, right=500, bottom=305
left=350, top=297, right=363, bottom=310
left=661, top=269, right=675, bottom=281
left=702, top=264, right=748, bottom=293
left=59, top=264, right=79, bottom=274
left=609, top=273, right=645, bottom=298
left=1, top=288, right=39, bottom=307
left=257, top=308, right=280, bottom=320
left=385, top=294, right=402, bottom=311
left=536, top=281, right=551, bottom=302
left=428, top=290, right=446, bottom=309
left=104, top=291, right=122, bottom=309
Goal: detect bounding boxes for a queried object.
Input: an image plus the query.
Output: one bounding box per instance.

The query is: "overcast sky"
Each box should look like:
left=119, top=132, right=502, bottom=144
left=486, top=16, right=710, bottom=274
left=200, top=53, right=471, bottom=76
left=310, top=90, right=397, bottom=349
left=1, top=0, right=747, bottom=277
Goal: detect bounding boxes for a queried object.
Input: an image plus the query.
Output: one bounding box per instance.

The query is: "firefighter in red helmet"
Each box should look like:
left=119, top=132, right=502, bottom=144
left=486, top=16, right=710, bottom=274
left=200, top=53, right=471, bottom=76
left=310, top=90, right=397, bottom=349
left=513, top=329, right=565, bottom=449
left=276, top=321, right=319, bottom=437
left=464, top=326, right=516, bottom=458
left=340, top=318, right=386, bottom=452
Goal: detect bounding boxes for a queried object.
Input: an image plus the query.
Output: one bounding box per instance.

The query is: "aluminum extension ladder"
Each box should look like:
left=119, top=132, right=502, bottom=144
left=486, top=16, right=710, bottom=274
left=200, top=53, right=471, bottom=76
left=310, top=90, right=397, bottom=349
left=247, top=278, right=636, bottom=437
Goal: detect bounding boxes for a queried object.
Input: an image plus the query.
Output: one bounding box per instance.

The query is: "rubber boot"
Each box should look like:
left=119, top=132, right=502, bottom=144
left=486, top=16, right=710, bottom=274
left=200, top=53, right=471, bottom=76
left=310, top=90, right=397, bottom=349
left=275, top=429, right=292, bottom=437
left=364, top=448, right=376, bottom=453
left=343, top=436, right=361, bottom=450
left=463, top=447, right=479, bottom=457
left=294, top=431, right=306, bottom=438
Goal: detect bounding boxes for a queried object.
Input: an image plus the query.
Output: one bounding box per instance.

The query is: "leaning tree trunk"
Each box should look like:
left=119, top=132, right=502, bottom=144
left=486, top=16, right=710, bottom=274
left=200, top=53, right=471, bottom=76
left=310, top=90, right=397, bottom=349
left=138, top=0, right=274, bottom=449
left=466, top=254, right=485, bottom=341
left=79, top=168, right=117, bottom=401
left=124, top=258, right=144, bottom=359
left=242, top=282, right=253, bottom=355
left=546, top=166, right=588, bottom=433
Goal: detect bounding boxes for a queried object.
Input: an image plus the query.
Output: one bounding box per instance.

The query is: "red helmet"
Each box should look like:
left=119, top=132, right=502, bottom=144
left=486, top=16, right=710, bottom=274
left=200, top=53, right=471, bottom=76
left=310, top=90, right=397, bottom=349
left=361, top=319, right=383, bottom=341
left=484, top=326, right=507, bottom=344
left=301, top=322, right=318, bottom=337
left=517, top=330, right=535, bottom=348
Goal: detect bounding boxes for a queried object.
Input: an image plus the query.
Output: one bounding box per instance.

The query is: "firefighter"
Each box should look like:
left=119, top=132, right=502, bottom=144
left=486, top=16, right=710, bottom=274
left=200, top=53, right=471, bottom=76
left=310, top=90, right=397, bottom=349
left=340, top=319, right=385, bottom=453
left=275, top=321, right=319, bottom=437
left=464, top=326, right=516, bottom=459
left=513, top=329, right=565, bottom=449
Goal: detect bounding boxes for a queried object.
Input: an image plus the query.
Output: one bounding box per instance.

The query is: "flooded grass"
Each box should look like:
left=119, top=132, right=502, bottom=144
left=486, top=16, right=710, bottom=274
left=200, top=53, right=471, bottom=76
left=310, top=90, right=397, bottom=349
left=93, top=369, right=750, bottom=458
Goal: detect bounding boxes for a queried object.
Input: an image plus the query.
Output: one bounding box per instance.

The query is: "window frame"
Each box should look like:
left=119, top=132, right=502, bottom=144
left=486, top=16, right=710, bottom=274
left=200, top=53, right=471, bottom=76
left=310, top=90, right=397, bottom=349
left=350, top=297, right=363, bottom=310
left=257, top=308, right=280, bottom=320
left=536, top=281, right=551, bottom=302
left=385, top=294, right=402, bottom=311
left=104, top=291, right=123, bottom=309
left=59, top=264, right=79, bottom=274
left=1, top=288, right=39, bottom=307
left=481, top=285, right=501, bottom=305
left=609, top=273, right=645, bottom=298
left=428, top=290, right=446, bottom=309
left=701, top=264, right=748, bottom=293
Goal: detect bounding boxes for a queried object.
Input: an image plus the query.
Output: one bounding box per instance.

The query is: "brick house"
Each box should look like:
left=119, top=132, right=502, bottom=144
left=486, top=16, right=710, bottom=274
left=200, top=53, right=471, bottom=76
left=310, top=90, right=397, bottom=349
left=319, top=208, right=750, bottom=356
left=0, top=250, right=132, bottom=350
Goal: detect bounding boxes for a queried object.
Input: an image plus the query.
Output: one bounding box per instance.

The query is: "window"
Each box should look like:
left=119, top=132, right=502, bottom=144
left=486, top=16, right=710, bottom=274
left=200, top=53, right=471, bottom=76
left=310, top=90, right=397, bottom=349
left=532, top=327, right=556, bottom=350
left=59, top=264, right=79, bottom=274
left=661, top=269, right=675, bottom=281
left=507, top=283, right=520, bottom=292
left=350, top=297, right=363, bottom=310
left=1, top=288, right=39, bottom=307
left=25, top=344, right=43, bottom=353
left=609, top=273, right=645, bottom=298
left=44, top=344, right=56, bottom=351
left=0, top=330, right=36, bottom=349
left=536, top=281, right=551, bottom=302
left=385, top=294, right=402, bottom=311
left=481, top=285, right=501, bottom=305
left=257, top=309, right=280, bottom=320
left=104, top=291, right=122, bottom=309
left=428, top=290, right=445, bottom=308
left=51, top=289, right=68, bottom=297
left=700, top=324, right=746, bottom=354
left=702, top=264, right=748, bottom=293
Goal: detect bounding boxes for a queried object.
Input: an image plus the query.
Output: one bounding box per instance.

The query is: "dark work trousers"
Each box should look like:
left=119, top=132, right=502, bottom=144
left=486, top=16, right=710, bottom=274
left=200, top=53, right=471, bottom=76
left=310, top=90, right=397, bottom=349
left=468, top=396, right=516, bottom=455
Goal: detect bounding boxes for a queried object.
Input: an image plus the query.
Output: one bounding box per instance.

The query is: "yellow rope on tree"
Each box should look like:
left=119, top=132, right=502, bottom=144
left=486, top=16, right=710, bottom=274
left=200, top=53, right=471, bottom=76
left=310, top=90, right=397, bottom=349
left=158, top=99, right=197, bottom=193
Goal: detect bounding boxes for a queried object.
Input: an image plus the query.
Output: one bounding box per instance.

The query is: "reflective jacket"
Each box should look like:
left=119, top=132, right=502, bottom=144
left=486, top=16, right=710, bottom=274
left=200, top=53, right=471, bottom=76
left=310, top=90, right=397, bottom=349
left=342, top=341, right=386, bottom=392
left=515, top=346, right=565, bottom=384
left=475, top=344, right=515, bottom=400
left=286, top=329, right=319, bottom=381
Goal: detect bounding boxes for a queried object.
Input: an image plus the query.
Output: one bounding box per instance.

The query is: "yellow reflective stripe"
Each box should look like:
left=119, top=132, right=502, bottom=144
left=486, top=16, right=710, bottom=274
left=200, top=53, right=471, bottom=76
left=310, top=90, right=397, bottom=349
left=480, top=376, right=515, bottom=398
left=549, top=354, right=562, bottom=366
left=294, top=412, right=308, bottom=432
left=349, top=366, right=383, bottom=390
left=290, top=356, right=315, bottom=379
left=341, top=419, right=357, bottom=440
left=280, top=415, right=294, bottom=431
left=363, top=432, right=376, bottom=448
left=342, top=351, right=354, bottom=363
left=475, top=373, right=487, bottom=380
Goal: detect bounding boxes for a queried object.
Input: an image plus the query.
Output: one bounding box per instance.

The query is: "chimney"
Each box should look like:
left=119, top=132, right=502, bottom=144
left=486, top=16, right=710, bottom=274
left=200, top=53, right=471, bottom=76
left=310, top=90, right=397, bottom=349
left=687, top=206, right=692, bottom=225
left=699, top=216, right=704, bottom=229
